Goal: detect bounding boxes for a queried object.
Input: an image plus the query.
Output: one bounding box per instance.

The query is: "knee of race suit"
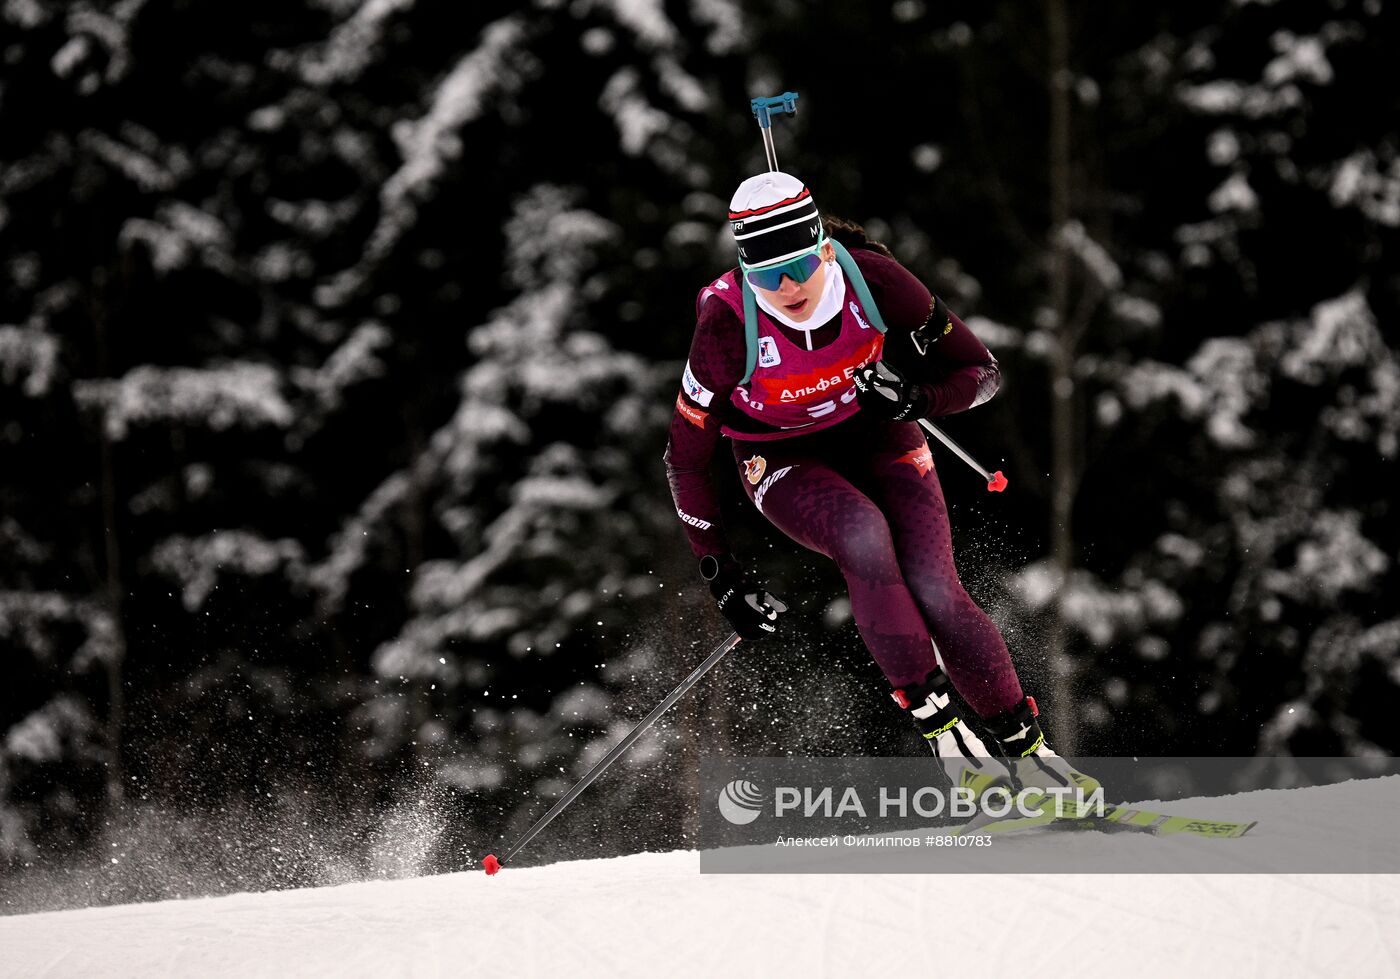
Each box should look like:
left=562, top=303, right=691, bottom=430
left=827, top=507, right=901, bottom=578
left=907, top=576, right=974, bottom=624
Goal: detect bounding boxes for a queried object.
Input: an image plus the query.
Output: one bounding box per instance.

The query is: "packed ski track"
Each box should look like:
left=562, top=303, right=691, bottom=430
left=4, top=779, right=1399, bottom=978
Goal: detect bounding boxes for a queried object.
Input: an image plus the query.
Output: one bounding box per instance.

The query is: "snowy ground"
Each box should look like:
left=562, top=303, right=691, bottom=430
left=4, top=781, right=1400, bottom=978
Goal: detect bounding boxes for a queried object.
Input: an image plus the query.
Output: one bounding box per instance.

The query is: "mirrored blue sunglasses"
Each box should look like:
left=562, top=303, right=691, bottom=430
left=742, top=244, right=825, bottom=292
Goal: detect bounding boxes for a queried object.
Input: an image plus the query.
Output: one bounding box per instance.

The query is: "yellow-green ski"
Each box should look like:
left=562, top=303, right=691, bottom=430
left=961, top=803, right=1256, bottom=839
left=1094, top=806, right=1256, bottom=838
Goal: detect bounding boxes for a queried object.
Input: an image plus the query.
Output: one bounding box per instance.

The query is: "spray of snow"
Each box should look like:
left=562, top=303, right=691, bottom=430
left=0, top=777, right=466, bottom=916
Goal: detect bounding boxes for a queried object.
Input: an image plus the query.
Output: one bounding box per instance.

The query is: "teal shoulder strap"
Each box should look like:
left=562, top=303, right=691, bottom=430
left=741, top=279, right=760, bottom=385
left=831, top=239, right=887, bottom=335
left=739, top=242, right=887, bottom=384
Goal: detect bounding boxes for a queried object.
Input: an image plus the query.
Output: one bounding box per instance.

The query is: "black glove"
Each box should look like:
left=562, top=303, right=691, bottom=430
left=853, top=360, right=930, bottom=421
left=699, top=555, right=788, bottom=640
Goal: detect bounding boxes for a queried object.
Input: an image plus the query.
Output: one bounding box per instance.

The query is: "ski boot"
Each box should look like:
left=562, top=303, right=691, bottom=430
left=983, top=696, right=1102, bottom=820
left=892, top=668, right=1013, bottom=805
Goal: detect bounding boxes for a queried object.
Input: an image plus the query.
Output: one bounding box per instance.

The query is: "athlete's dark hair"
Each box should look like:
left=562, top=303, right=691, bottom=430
left=822, top=215, right=895, bottom=260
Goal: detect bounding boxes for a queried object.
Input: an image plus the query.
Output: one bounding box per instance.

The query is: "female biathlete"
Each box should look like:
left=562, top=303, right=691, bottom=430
left=664, top=171, right=1096, bottom=806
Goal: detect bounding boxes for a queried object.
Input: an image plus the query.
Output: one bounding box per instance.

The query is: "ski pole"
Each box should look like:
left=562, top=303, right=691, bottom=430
left=748, top=90, right=1010, bottom=495
left=482, top=631, right=743, bottom=875
left=918, top=418, right=1008, bottom=492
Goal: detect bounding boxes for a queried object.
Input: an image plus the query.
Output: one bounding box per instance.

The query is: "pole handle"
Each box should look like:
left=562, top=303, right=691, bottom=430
left=750, top=92, right=800, bottom=129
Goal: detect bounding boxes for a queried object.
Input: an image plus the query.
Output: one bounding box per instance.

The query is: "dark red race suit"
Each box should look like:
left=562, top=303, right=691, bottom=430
left=664, top=246, right=1022, bottom=717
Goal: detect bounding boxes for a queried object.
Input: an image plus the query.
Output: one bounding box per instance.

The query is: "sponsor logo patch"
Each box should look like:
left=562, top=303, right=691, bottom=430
left=675, top=394, right=708, bottom=428
left=743, top=455, right=767, bottom=486
left=754, top=465, right=793, bottom=514
left=682, top=361, right=714, bottom=407
left=898, top=445, right=934, bottom=476
left=850, top=300, right=870, bottom=330
left=757, top=336, right=781, bottom=368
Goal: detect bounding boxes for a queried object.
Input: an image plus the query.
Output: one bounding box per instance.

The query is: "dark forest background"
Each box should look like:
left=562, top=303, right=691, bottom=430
left=2, top=0, right=1397, bottom=912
